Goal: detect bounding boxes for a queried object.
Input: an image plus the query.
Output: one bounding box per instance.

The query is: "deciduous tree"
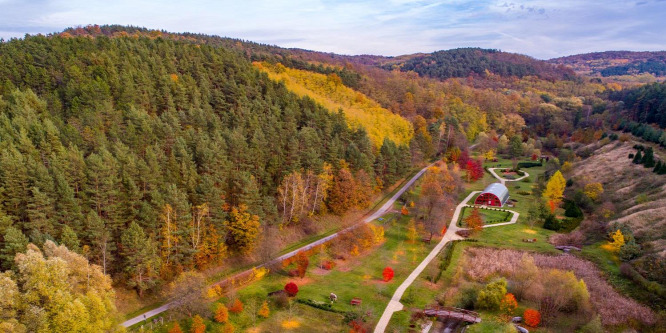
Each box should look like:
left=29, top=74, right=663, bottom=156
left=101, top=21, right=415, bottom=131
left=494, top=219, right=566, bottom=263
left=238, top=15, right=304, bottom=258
left=543, top=171, right=565, bottom=212
left=225, top=205, right=260, bottom=254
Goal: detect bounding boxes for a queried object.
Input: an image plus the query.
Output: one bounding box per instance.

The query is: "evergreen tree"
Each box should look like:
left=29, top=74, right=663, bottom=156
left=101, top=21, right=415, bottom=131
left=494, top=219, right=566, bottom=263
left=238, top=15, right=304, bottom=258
left=1, top=226, right=29, bottom=270
left=120, top=222, right=161, bottom=296
left=654, top=160, right=662, bottom=173
left=59, top=225, right=80, bottom=253
left=633, top=150, right=643, bottom=164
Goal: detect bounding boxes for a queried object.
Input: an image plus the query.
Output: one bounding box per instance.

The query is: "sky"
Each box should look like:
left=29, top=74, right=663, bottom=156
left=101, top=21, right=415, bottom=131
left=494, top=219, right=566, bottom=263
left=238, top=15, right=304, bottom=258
left=1, top=0, right=665, bottom=59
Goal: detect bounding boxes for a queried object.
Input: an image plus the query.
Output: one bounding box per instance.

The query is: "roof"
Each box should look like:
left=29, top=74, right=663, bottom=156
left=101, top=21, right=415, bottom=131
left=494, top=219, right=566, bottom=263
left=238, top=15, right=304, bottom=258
left=480, top=182, right=510, bottom=204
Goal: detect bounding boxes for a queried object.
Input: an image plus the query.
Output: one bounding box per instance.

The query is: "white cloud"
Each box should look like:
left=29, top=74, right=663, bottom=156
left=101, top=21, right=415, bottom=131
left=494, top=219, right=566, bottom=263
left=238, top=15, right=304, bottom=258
left=0, top=0, right=664, bottom=58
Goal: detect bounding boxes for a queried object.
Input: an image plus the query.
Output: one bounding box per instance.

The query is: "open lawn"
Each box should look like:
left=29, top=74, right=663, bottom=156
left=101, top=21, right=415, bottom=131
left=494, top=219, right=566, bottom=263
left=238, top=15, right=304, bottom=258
left=457, top=206, right=512, bottom=226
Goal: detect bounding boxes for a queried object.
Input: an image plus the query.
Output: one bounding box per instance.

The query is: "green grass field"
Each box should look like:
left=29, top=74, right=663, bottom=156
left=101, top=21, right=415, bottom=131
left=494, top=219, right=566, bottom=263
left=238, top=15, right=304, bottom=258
left=457, top=206, right=512, bottom=226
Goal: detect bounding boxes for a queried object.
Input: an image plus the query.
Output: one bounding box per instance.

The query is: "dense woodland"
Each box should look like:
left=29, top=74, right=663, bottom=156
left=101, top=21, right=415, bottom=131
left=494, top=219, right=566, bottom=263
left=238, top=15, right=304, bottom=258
left=386, top=48, right=575, bottom=81
left=611, top=82, right=666, bottom=129
left=0, top=33, right=412, bottom=295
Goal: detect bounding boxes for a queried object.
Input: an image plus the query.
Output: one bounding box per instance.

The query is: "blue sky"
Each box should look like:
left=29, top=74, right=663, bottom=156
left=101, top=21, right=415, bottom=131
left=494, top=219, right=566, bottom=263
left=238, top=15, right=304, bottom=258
left=1, top=0, right=664, bottom=59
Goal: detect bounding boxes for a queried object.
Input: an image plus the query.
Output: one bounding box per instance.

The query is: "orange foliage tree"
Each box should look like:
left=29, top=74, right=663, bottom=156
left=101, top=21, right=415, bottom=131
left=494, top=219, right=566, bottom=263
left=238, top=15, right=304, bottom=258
left=296, top=252, right=309, bottom=278
left=524, top=309, right=541, bottom=327
left=401, top=205, right=409, bottom=215
left=500, top=293, right=518, bottom=315
left=464, top=208, right=483, bottom=233
left=229, top=299, right=244, bottom=314
left=215, top=303, right=229, bottom=323
left=190, top=315, right=205, bottom=333
left=168, top=323, right=183, bottom=333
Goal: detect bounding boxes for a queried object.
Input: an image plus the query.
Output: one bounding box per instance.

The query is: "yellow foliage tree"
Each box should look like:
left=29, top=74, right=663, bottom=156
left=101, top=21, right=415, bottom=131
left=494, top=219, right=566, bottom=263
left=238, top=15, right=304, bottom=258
left=583, top=183, right=604, bottom=201
left=543, top=171, right=566, bottom=211
left=254, top=62, right=413, bottom=148
left=258, top=300, right=270, bottom=318
left=484, top=149, right=496, bottom=161
left=609, top=230, right=625, bottom=252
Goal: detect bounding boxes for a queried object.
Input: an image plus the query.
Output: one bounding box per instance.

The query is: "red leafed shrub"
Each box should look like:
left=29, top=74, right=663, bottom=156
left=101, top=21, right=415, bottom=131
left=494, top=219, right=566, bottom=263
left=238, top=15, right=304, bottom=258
left=284, top=282, right=299, bottom=297
left=322, top=260, right=336, bottom=270
left=229, top=298, right=244, bottom=314
left=382, top=267, right=394, bottom=282
left=531, top=153, right=538, bottom=161
left=349, top=320, right=367, bottom=333
left=524, top=308, right=541, bottom=327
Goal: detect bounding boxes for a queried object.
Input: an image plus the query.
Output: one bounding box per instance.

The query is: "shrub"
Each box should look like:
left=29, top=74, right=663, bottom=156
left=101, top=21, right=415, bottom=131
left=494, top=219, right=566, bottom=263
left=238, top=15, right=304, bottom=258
left=258, top=300, right=270, bottom=318
left=273, top=292, right=290, bottom=309
left=296, top=252, right=309, bottom=278
left=523, top=309, right=541, bottom=327
left=382, top=267, right=395, bottom=282
left=578, top=315, right=603, bottom=333
left=229, top=299, right=244, bottom=314
left=455, top=285, right=479, bottom=310
left=542, top=214, right=561, bottom=231
left=500, top=293, right=518, bottom=315
left=215, top=303, right=229, bottom=323
left=221, top=323, right=235, bottom=333
left=285, top=282, right=299, bottom=297
left=476, top=278, right=507, bottom=310
left=322, top=260, right=336, bottom=270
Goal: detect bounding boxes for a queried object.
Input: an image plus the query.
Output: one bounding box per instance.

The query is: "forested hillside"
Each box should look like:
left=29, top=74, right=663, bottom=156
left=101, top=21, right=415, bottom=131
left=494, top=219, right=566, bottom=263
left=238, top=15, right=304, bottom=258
left=254, top=61, right=413, bottom=147
left=384, top=48, right=574, bottom=81
left=0, top=34, right=412, bottom=294
left=610, top=82, right=666, bottom=129
left=550, top=51, right=666, bottom=77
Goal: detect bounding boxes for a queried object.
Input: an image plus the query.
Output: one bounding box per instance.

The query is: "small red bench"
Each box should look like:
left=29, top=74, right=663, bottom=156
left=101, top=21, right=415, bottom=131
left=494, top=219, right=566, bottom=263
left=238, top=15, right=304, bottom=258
left=351, top=298, right=362, bottom=306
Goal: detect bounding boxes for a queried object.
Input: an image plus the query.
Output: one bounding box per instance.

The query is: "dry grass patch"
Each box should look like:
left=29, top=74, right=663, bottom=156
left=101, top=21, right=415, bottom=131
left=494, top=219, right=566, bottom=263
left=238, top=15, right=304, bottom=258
left=459, top=247, right=656, bottom=326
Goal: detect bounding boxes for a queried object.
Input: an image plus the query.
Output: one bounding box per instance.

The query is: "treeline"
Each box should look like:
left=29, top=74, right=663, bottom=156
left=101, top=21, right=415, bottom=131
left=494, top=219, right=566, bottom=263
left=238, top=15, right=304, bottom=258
left=600, top=61, right=666, bottom=77
left=611, top=82, right=666, bottom=129
left=0, top=34, right=411, bottom=294
left=618, top=120, right=666, bottom=147
left=387, top=48, right=574, bottom=81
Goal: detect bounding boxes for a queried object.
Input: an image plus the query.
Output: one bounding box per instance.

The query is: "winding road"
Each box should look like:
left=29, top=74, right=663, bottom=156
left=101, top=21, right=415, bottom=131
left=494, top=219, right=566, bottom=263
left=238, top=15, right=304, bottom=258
left=374, top=167, right=521, bottom=332
left=122, top=163, right=434, bottom=328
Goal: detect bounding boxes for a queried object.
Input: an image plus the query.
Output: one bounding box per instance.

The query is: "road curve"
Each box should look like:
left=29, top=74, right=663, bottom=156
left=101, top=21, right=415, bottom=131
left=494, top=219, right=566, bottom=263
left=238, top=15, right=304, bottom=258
left=122, top=164, right=434, bottom=328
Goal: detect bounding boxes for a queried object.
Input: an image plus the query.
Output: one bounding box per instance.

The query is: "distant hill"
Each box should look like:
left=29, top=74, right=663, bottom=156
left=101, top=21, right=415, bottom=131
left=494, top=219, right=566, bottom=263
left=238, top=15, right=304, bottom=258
left=549, top=51, right=666, bottom=77
left=382, top=48, right=575, bottom=81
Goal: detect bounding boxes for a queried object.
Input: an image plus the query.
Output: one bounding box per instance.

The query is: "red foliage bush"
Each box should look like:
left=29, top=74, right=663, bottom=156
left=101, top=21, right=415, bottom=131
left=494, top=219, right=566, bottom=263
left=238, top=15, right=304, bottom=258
left=524, top=308, right=541, bottom=327
left=322, top=260, right=336, bottom=270
left=382, top=267, right=394, bottom=282
left=284, top=282, right=299, bottom=297
left=229, top=299, right=244, bottom=314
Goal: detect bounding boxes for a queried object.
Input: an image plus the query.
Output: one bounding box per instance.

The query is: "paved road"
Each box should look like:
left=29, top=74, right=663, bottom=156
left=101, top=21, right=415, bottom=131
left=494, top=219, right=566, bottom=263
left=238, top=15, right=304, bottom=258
left=122, top=164, right=434, bottom=328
